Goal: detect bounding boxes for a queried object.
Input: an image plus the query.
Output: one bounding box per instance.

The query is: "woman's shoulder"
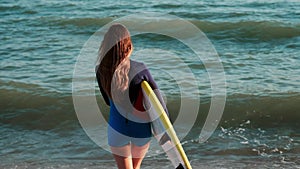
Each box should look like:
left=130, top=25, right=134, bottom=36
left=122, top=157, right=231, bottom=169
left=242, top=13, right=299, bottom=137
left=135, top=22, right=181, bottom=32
left=130, top=59, right=146, bottom=68
left=130, top=59, right=148, bottom=73
left=129, top=59, right=151, bottom=81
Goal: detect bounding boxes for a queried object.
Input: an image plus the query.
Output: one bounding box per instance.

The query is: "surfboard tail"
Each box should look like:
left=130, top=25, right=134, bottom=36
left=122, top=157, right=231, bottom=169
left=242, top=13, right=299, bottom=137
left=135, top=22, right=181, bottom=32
left=176, top=163, right=185, bottom=169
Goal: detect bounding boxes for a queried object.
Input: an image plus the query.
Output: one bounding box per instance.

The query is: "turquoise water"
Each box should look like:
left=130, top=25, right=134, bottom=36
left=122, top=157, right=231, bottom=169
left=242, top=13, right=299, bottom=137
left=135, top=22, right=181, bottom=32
left=1, top=0, right=300, bottom=168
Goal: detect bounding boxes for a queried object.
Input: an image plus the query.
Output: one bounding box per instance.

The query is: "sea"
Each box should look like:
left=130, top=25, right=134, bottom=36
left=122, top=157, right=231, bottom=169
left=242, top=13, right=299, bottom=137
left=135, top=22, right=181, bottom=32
left=1, top=0, right=300, bottom=168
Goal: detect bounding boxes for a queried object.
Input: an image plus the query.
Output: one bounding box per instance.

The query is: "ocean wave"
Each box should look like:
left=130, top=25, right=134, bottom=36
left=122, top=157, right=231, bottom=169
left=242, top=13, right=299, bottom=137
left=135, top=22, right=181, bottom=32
left=0, top=5, right=24, bottom=11
left=1, top=80, right=299, bottom=131
left=45, top=17, right=300, bottom=41
left=53, top=17, right=113, bottom=27
left=169, top=92, right=300, bottom=128
left=0, top=80, right=77, bottom=131
left=191, top=20, right=300, bottom=41
left=152, top=4, right=182, bottom=9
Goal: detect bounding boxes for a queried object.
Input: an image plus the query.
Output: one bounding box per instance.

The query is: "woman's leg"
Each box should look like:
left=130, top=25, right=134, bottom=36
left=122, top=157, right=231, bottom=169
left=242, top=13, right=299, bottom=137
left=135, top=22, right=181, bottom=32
left=131, top=142, right=150, bottom=169
left=111, top=144, right=133, bottom=169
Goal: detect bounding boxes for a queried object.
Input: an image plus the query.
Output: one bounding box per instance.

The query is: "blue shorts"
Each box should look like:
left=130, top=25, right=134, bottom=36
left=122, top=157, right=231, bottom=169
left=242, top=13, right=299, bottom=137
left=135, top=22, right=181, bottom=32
left=108, top=125, right=151, bottom=147
left=108, top=100, right=151, bottom=147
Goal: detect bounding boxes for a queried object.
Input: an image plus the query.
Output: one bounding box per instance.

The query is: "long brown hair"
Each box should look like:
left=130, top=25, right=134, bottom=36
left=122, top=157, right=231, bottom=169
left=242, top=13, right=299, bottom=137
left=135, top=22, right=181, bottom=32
left=96, top=23, right=132, bottom=99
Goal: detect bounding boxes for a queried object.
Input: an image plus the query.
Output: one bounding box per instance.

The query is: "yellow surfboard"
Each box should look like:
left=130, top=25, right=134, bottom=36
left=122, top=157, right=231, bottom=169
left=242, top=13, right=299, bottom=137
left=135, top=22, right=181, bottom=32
left=141, top=81, right=192, bottom=169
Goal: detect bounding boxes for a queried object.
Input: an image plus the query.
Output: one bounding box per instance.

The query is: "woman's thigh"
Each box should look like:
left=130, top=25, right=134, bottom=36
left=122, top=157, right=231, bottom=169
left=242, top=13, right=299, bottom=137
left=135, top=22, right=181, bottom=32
left=111, top=144, right=133, bottom=169
left=131, top=142, right=150, bottom=169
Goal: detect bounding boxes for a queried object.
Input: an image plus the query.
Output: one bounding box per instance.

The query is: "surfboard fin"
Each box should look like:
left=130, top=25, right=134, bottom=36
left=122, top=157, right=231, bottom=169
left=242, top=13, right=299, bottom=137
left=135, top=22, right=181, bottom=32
left=176, top=163, right=184, bottom=169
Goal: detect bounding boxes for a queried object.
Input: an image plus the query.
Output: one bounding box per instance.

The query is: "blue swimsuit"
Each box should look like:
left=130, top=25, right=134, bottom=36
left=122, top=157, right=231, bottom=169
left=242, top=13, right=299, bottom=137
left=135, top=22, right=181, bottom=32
left=96, top=60, right=167, bottom=147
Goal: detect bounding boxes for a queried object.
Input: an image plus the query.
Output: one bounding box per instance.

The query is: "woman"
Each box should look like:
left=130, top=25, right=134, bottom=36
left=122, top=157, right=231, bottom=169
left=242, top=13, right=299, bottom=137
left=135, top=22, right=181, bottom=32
left=95, top=23, right=168, bottom=169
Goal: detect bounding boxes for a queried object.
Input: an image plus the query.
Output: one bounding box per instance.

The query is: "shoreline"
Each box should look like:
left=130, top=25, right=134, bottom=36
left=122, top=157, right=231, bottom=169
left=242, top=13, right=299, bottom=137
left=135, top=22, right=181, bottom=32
left=1, top=157, right=299, bottom=169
